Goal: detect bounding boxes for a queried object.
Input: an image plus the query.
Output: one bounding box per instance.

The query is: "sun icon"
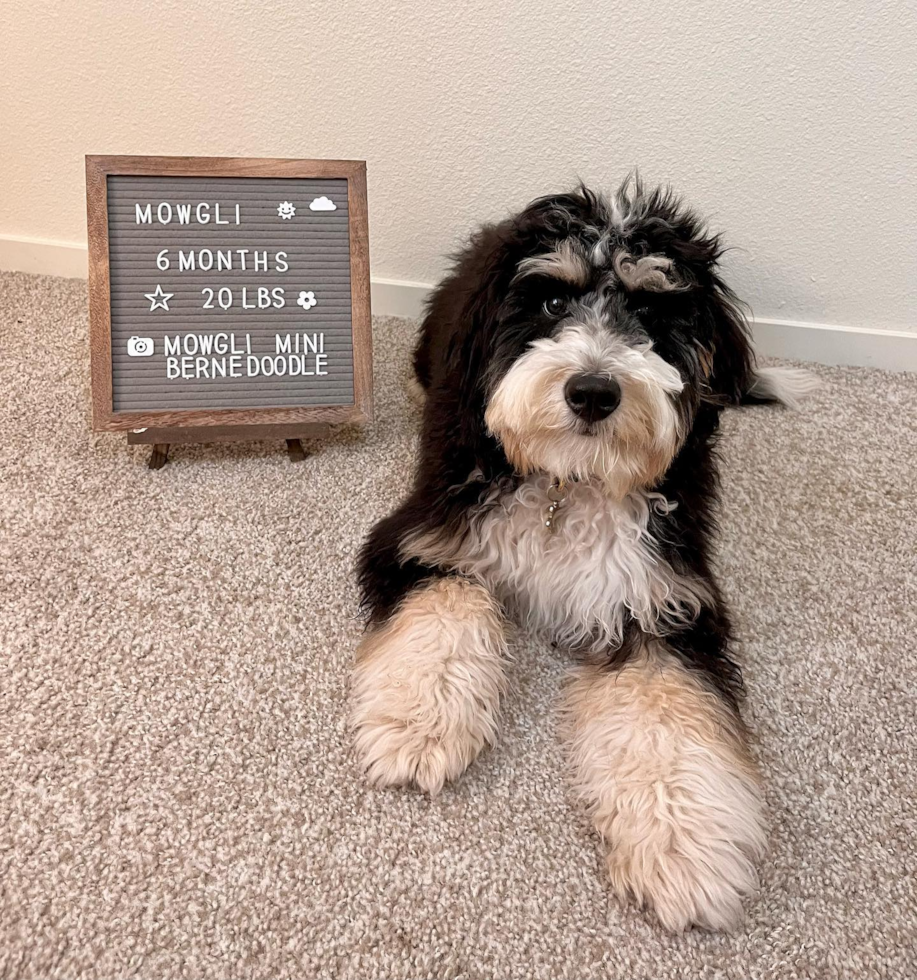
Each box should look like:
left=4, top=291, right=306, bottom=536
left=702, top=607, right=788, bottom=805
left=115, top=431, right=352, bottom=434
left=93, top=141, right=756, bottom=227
left=277, top=201, right=296, bottom=219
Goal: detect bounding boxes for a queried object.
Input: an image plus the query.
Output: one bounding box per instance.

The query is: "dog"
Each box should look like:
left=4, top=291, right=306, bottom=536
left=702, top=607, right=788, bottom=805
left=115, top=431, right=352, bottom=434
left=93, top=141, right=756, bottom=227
left=351, top=180, right=814, bottom=932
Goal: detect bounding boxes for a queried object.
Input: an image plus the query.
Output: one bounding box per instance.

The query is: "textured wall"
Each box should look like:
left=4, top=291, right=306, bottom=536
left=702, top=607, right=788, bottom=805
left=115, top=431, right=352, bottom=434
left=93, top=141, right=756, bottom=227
left=2, top=0, right=915, bottom=330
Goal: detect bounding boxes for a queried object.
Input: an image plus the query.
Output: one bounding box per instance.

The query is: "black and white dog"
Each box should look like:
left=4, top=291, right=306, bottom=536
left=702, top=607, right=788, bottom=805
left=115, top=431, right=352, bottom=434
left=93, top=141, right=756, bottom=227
left=351, top=182, right=813, bottom=932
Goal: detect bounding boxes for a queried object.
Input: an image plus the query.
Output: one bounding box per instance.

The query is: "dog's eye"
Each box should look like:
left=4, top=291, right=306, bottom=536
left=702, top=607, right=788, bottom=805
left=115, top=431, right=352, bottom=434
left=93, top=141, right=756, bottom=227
left=543, top=297, right=567, bottom=317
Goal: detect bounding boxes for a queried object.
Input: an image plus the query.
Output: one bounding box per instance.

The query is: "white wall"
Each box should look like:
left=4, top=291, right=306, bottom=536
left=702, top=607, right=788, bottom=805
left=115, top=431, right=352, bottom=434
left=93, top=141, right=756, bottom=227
left=2, top=0, right=916, bottom=334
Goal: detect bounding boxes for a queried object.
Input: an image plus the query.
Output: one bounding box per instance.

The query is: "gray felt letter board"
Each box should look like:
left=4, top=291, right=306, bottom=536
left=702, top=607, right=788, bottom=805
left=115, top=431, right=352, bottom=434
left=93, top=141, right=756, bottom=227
left=87, top=156, right=372, bottom=457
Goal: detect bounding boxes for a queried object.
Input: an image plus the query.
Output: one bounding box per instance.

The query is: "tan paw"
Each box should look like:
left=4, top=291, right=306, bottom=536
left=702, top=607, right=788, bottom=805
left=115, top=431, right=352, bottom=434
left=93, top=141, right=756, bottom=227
left=406, top=373, right=427, bottom=408
left=565, top=650, right=767, bottom=932
left=353, top=711, right=486, bottom=796
left=604, top=816, right=763, bottom=932
left=351, top=578, right=507, bottom=796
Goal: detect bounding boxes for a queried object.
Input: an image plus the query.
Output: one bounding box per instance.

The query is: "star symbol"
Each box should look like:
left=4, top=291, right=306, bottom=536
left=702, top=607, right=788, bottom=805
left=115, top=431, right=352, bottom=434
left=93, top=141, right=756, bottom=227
left=144, top=284, right=174, bottom=312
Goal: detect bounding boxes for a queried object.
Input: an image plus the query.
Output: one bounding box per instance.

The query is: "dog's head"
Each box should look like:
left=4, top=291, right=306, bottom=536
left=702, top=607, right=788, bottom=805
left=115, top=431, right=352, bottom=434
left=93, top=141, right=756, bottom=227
left=429, top=181, right=754, bottom=499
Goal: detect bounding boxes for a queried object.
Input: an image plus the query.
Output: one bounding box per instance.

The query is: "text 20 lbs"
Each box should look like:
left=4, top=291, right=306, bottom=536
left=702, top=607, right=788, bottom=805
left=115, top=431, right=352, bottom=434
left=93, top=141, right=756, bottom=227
left=202, top=287, right=288, bottom=310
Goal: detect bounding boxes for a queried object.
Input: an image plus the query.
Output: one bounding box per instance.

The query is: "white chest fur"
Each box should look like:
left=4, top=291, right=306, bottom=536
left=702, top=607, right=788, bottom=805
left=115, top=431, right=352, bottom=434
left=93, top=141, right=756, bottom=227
left=405, top=475, right=706, bottom=650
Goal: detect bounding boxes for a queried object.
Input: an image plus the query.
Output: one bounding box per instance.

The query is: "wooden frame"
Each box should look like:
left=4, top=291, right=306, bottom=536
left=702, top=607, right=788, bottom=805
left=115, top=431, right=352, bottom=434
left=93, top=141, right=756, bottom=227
left=86, top=155, right=372, bottom=432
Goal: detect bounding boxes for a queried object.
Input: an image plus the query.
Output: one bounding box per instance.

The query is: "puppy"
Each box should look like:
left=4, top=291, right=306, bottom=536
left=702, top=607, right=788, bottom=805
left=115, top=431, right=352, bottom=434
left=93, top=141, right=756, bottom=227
left=351, top=181, right=814, bottom=932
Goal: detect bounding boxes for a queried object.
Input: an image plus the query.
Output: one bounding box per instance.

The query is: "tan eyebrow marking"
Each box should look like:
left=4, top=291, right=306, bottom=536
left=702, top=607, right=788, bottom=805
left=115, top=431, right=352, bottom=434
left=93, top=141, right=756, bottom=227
left=613, top=251, right=686, bottom=292
left=515, top=239, right=590, bottom=287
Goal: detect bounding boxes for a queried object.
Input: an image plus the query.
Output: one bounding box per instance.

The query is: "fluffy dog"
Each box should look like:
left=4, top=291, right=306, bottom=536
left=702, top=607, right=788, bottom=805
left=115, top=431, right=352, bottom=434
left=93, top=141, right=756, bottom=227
left=351, top=180, right=814, bottom=932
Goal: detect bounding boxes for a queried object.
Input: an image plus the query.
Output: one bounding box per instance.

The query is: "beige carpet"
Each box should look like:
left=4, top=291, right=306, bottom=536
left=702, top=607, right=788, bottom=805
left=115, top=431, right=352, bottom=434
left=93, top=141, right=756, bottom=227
left=1, top=269, right=915, bottom=979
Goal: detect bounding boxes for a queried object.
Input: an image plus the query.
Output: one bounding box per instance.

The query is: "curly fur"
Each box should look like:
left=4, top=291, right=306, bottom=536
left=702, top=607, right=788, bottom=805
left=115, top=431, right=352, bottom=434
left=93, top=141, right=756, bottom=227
left=352, top=179, right=809, bottom=931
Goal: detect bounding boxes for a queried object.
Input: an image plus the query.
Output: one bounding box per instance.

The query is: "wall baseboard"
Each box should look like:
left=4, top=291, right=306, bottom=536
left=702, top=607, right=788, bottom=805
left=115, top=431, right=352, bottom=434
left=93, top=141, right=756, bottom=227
left=2, top=235, right=914, bottom=371
left=369, top=277, right=431, bottom=319
left=745, top=317, right=916, bottom=371
left=0, top=234, right=89, bottom=279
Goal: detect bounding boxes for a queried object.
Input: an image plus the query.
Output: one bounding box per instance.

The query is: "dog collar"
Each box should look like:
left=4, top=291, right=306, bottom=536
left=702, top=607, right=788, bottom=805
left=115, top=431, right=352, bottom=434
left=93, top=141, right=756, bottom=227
left=543, top=479, right=568, bottom=533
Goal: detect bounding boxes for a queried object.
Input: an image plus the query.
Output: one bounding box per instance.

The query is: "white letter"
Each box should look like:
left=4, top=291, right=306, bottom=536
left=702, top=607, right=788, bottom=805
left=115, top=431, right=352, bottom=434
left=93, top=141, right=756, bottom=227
left=196, top=203, right=211, bottom=224
left=157, top=202, right=172, bottom=224
left=274, top=251, right=288, bottom=273
left=135, top=204, right=152, bottom=224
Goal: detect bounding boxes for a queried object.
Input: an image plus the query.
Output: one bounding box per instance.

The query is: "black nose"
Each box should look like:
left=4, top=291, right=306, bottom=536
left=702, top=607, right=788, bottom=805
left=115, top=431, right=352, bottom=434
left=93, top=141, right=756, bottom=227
left=564, top=373, right=621, bottom=423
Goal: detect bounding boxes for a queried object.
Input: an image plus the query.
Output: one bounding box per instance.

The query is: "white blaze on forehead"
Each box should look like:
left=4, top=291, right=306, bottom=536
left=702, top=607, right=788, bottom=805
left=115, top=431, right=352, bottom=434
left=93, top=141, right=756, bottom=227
left=515, top=239, right=589, bottom=287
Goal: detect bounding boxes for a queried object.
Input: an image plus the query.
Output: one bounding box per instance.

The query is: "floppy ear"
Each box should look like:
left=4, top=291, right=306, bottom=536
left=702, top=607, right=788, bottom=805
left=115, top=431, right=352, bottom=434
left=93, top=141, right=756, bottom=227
left=699, top=279, right=755, bottom=405
left=415, top=221, right=519, bottom=488
left=358, top=225, right=519, bottom=623
left=664, top=233, right=754, bottom=406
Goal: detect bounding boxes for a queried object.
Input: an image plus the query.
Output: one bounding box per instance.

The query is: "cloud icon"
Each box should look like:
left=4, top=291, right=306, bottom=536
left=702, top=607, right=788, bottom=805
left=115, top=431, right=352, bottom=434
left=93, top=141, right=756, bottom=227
left=309, top=196, right=337, bottom=212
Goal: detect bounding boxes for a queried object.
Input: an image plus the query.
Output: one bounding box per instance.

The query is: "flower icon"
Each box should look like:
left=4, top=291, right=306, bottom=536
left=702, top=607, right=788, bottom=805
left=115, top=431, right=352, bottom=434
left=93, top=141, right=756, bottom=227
left=277, top=201, right=296, bottom=219
left=297, top=290, right=317, bottom=310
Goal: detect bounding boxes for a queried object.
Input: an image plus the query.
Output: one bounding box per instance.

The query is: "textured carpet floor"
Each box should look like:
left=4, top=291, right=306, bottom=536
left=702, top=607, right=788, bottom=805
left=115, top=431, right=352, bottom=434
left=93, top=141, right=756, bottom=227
left=1, top=269, right=915, bottom=979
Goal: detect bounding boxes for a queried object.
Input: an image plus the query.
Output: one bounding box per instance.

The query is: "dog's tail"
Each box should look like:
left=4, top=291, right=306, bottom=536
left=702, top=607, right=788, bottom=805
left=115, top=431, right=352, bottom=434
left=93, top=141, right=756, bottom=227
left=741, top=366, right=819, bottom=410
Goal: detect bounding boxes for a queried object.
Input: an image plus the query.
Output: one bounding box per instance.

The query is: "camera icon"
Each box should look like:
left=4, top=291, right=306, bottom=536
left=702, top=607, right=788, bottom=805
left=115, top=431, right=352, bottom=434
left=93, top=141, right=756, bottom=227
left=127, top=336, right=154, bottom=357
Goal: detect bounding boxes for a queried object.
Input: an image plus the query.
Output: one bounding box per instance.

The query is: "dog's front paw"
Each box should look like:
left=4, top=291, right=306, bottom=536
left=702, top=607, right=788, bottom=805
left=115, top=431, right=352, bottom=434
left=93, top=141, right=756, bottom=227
left=351, top=578, right=507, bottom=796
left=565, top=655, right=767, bottom=932
left=604, top=814, right=763, bottom=933
left=352, top=703, right=476, bottom=796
